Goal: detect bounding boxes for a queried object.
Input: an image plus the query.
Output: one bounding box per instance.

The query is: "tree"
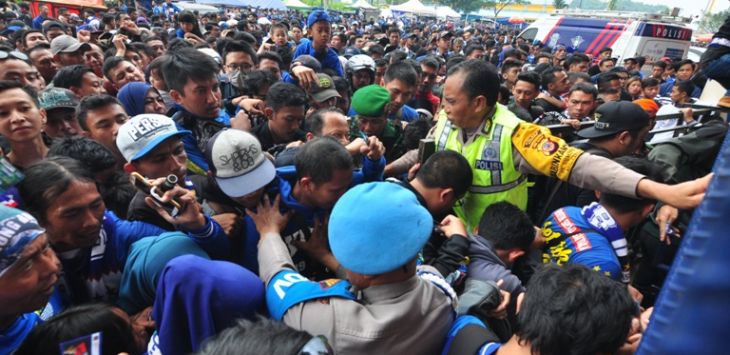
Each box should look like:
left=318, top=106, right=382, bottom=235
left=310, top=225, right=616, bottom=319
left=484, top=0, right=527, bottom=20
left=607, top=0, right=618, bottom=10
left=699, top=10, right=729, bottom=34
left=439, top=0, right=486, bottom=15
left=553, top=0, right=568, bottom=9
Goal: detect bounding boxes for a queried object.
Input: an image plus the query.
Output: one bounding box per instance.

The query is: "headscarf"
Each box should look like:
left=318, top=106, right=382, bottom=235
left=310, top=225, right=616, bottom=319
left=117, top=82, right=153, bottom=117
left=117, top=232, right=210, bottom=315
left=153, top=255, right=264, bottom=355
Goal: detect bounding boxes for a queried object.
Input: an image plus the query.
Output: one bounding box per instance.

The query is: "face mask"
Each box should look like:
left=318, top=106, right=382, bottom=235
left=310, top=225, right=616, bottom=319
left=229, top=70, right=243, bottom=89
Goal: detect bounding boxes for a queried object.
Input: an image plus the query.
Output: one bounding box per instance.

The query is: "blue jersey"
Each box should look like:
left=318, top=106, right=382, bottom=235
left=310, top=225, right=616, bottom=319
left=292, top=41, right=344, bottom=77
left=541, top=206, right=623, bottom=281
left=660, top=76, right=701, bottom=98
left=58, top=210, right=226, bottom=303
left=171, top=107, right=230, bottom=175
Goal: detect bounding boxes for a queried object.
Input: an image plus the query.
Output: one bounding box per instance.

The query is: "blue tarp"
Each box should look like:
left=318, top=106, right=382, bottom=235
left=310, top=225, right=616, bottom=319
left=195, top=0, right=286, bottom=10
left=637, top=120, right=730, bottom=354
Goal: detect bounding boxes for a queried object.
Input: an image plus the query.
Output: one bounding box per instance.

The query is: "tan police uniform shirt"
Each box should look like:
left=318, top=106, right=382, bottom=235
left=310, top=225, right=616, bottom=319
left=391, top=116, right=643, bottom=199
left=259, top=232, right=454, bottom=355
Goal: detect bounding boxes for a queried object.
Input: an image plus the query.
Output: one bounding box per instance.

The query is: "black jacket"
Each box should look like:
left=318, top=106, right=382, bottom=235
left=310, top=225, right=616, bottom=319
left=251, top=122, right=306, bottom=155
left=702, top=15, right=730, bottom=67
left=535, top=141, right=613, bottom=223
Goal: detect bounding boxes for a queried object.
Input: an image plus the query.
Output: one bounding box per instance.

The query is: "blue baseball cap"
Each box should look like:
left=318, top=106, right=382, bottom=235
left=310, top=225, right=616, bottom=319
left=307, top=9, right=330, bottom=28
left=328, top=182, right=433, bottom=275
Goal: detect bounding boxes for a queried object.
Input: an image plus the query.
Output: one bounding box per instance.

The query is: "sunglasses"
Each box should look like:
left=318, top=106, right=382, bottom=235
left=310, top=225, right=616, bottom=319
left=0, top=50, right=28, bottom=61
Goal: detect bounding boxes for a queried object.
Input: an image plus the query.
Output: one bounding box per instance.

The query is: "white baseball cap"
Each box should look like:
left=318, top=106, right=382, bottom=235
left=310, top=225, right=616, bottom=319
left=116, top=114, right=191, bottom=162
left=205, top=129, right=276, bottom=198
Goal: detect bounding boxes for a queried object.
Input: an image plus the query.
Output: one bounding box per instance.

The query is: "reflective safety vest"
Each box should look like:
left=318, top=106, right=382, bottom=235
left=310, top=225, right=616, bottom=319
left=433, top=104, right=528, bottom=230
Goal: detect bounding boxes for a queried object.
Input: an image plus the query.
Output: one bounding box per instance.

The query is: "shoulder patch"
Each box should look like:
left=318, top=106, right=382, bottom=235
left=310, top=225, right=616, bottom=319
left=512, top=122, right=583, bottom=181
left=266, top=269, right=356, bottom=320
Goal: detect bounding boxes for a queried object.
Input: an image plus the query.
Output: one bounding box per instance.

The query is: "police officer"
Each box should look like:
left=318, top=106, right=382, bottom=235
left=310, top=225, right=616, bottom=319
left=248, top=182, right=455, bottom=354
left=387, top=60, right=710, bottom=230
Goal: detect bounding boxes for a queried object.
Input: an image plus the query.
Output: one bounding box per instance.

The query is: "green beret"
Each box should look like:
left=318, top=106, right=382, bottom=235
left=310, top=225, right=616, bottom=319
left=351, top=84, right=390, bottom=118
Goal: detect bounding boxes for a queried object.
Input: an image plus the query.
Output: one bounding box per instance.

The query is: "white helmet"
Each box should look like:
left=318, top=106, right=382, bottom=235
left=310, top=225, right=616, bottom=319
left=347, top=54, right=376, bottom=74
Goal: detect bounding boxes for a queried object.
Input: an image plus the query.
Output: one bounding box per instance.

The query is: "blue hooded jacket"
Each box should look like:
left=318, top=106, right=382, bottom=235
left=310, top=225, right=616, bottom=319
left=58, top=210, right=228, bottom=304
left=152, top=255, right=263, bottom=355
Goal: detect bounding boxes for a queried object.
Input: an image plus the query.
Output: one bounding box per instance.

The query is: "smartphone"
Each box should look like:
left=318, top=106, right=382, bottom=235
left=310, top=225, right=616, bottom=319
left=129, top=172, right=182, bottom=216
left=418, top=139, right=436, bottom=164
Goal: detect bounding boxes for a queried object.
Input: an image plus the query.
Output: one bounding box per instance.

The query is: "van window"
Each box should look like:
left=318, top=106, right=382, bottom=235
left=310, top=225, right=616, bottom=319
left=520, top=28, right=538, bottom=43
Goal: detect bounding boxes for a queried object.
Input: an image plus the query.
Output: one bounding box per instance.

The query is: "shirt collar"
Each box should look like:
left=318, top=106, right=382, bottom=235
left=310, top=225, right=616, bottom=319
left=478, top=105, right=498, bottom=135
left=360, top=275, right=418, bottom=302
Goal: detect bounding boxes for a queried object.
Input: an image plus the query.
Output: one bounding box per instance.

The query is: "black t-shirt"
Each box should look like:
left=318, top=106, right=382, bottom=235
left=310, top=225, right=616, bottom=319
left=702, top=15, right=730, bottom=66
left=588, top=64, right=601, bottom=77
left=534, top=96, right=563, bottom=113
left=535, top=142, right=613, bottom=222
left=127, top=190, right=175, bottom=230
left=251, top=122, right=306, bottom=154
left=126, top=175, right=210, bottom=231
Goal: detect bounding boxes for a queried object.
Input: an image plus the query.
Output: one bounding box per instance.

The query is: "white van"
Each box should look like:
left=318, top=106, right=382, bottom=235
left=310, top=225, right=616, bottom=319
left=518, top=13, right=693, bottom=64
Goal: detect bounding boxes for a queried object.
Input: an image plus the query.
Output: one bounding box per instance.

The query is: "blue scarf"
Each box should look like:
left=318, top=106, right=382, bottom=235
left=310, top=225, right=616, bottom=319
left=581, top=202, right=630, bottom=283
left=0, top=313, right=40, bottom=355
left=153, top=255, right=264, bottom=355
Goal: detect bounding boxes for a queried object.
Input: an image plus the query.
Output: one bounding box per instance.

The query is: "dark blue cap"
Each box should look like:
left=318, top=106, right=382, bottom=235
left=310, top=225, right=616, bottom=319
left=307, top=9, right=330, bottom=28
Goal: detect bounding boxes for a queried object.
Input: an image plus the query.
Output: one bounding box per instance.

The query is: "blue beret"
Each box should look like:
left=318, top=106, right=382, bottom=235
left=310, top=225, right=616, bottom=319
left=328, top=182, right=433, bottom=275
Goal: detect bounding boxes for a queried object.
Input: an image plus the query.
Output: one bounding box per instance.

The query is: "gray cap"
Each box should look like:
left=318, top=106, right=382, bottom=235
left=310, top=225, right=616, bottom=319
left=293, top=54, right=322, bottom=72
left=309, top=73, right=341, bottom=103
left=50, top=35, right=91, bottom=56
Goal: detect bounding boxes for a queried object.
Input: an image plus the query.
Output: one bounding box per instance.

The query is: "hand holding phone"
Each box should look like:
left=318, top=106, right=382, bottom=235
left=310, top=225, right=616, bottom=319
left=130, top=172, right=181, bottom=215
left=130, top=173, right=207, bottom=230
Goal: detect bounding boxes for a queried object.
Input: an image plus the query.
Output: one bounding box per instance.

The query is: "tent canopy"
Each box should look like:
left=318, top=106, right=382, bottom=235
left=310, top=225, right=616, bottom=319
left=284, top=0, right=310, bottom=9
left=195, top=0, right=286, bottom=10
left=351, top=0, right=375, bottom=10
left=433, top=5, right=459, bottom=19
left=176, top=2, right=219, bottom=15
left=390, top=0, right=435, bottom=16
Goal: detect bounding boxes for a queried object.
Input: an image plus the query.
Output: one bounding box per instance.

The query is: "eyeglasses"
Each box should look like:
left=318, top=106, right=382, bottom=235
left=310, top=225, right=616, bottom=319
left=0, top=50, right=29, bottom=61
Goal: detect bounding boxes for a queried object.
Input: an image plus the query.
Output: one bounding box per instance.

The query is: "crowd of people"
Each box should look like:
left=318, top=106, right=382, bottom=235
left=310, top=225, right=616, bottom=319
left=0, top=1, right=726, bottom=354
